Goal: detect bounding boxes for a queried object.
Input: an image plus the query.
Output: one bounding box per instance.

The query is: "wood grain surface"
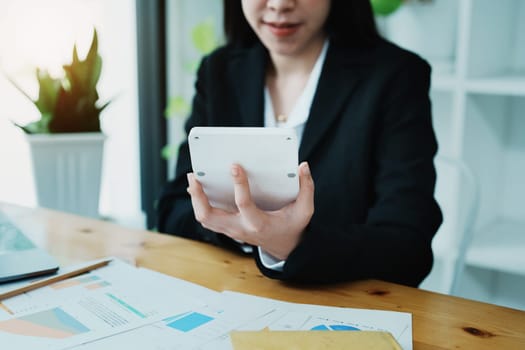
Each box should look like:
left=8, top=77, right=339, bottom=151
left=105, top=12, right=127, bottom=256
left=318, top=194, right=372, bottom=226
left=1, top=202, right=524, bottom=350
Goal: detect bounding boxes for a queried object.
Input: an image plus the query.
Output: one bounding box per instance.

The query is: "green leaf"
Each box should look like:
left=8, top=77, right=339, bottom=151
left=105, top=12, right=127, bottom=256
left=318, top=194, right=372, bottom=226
left=86, top=29, right=99, bottom=65
left=161, top=143, right=179, bottom=160
left=5, top=74, right=34, bottom=104
left=370, top=0, right=402, bottom=16
left=72, top=44, right=80, bottom=65
left=191, top=19, right=218, bottom=55
left=90, top=55, right=102, bottom=90
left=34, top=69, right=61, bottom=116
left=17, top=116, right=50, bottom=134
left=165, top=96, right=190, bottom=118
left=184, top=60, right=200, bottom=74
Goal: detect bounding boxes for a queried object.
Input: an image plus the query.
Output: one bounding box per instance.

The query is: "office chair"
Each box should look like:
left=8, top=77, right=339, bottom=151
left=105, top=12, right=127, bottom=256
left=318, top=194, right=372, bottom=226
left=421, top=156, right=480, bottom=295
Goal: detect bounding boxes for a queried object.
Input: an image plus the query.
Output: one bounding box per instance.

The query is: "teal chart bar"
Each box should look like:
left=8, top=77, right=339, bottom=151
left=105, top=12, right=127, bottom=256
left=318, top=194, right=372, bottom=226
left=166, top=312, right=214, bottom=332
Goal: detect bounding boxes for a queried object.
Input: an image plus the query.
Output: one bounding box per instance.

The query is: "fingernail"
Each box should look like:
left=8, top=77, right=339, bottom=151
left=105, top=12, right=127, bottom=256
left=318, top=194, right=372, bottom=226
left=302, top=162, right=311, bottom=176
left=187, top=173, right=192, bottom=183
left=186, top=187, right=190, bottom=194
left=231, top=165, right=239, bottom=177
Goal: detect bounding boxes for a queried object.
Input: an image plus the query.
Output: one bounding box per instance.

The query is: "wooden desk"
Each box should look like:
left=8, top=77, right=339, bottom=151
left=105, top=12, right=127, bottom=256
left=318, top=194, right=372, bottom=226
left=2, top=203, right=524, bottom=350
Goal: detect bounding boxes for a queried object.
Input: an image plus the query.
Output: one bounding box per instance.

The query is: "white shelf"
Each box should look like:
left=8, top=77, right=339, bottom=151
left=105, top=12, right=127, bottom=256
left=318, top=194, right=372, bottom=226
left=465, top=219, right=525, bottom=276
left=428, top=57, right=457, bottom=91
left=431, top=73, right=458, bottom=91
left=398, top=0, right=525, bottom=309
left=372, top=0, right=525, bottom=306
left=465, top=75, right=525, bottom=96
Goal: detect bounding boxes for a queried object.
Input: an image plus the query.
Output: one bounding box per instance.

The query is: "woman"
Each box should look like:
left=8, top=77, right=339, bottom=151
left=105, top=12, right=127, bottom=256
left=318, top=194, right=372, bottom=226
left=157, top=0, right=442, bottom=287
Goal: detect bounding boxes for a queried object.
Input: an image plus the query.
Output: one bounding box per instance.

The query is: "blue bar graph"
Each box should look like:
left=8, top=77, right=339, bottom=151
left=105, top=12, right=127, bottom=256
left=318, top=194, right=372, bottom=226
left=166, top=312, right=214, bottom=332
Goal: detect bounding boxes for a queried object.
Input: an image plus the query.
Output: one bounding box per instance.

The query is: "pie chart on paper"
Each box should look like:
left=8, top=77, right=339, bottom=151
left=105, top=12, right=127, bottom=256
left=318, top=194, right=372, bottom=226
left=311, top=324, right=360, bottom=331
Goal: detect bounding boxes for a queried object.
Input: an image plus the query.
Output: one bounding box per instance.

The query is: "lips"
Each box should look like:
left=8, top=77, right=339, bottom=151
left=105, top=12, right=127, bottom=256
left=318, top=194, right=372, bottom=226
left=263, top=21, right=301, bottom=37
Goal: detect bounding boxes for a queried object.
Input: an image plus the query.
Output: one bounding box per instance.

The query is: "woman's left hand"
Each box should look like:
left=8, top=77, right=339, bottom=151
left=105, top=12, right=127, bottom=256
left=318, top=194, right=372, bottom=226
left=187, top=162, right=315, bottom=260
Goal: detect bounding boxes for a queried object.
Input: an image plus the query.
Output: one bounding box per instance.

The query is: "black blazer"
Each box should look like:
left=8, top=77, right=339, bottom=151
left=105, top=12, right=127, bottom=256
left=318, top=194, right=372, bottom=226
left=157, top=38, right=442, bottom=287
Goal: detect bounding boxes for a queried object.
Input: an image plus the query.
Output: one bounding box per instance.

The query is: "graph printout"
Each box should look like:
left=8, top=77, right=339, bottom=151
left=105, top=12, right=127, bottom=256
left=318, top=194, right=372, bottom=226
left=71, top=289, right=412, bottom=350
left=216, top=291, right=413, bottom=350
left=0, top=259, right=206, bottom=350
left=0, top=259, right=413, bottom=350
left=72, top=298, right=273, bottom=350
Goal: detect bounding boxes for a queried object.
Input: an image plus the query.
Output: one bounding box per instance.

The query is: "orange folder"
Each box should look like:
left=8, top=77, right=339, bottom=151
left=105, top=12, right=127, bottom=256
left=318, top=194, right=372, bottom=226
left=230, top=330, right=403, bottom=350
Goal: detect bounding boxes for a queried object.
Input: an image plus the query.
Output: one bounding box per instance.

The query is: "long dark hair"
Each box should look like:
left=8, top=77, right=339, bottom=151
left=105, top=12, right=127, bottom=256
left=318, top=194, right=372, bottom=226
left=223, top=0, right=380, bottom=48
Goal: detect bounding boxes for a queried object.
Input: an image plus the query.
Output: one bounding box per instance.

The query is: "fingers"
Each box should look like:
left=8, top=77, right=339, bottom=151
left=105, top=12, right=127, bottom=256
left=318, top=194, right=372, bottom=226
left=294, top=162, right=315, bottom=219
left=187, top=172, right=245, bottom=239
left=187, top=173, right=213, bottom=223
left=231, top=164, right=264, bottom=233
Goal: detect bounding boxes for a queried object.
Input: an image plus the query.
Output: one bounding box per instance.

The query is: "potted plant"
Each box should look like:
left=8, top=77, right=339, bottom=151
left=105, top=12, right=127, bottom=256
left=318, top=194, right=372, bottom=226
left=371, top=0, right=432, bottom=16
left=8, top=29, right=110, bottom=218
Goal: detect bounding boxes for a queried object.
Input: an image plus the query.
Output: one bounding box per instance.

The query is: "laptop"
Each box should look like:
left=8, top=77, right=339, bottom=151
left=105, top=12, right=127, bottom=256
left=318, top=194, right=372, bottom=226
left=0, top=211, right=59, bottom=283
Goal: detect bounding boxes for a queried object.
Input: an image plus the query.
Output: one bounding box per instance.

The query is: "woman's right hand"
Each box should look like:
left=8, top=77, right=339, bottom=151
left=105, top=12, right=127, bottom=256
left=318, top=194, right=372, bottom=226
left=187, top=162, right=315, bottom=260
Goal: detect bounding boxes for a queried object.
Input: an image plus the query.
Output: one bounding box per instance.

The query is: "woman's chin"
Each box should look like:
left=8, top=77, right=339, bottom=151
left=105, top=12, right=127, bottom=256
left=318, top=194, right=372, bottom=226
left=264, top=40, right=303, bottom=57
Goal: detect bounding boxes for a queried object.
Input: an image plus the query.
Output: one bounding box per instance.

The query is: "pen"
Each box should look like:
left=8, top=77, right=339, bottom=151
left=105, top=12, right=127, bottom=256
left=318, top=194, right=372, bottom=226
left=0, top=258, right=112, bottom=301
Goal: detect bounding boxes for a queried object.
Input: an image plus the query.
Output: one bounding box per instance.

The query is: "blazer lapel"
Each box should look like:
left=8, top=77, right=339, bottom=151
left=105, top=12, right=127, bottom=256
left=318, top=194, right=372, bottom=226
left=228, top=44, right=267, bottom=127
left=227, top=42, right=370, bottom=159
left=299, top=44, right=370, bottom=161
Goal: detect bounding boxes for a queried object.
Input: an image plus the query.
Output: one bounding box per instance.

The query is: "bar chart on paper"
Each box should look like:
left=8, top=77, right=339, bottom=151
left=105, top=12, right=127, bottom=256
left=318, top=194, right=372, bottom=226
left=51, top=275, right=111, bottom=291
left=0, top=307, right=89, bottom=338
left=165, top=312, right=215, bottom=332
left=0, top=259, right=203, bottom=350
left=2, top=273, right=114, bottom=316
left=73, top=302, right=273, bottom=350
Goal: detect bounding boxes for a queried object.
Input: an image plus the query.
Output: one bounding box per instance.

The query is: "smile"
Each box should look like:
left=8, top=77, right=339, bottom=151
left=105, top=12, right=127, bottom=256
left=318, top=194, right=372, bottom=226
left=263, top=21, right=301, bottom=37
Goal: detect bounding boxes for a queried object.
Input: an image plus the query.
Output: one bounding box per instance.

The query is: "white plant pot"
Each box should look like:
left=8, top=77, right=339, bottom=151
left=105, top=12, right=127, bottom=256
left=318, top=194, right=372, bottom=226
left=26, top=132, right=105, bottom=218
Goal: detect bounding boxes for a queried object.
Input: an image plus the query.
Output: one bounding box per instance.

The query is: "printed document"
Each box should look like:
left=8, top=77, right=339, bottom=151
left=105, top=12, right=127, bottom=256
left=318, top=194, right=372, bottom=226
left=0, top=258, right=413, bottom=350
left=0, top=259, right=209, bottom=350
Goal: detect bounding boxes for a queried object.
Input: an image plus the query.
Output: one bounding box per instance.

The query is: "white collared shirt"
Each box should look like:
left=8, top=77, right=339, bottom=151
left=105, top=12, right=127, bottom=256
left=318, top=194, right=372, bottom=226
left=258, top=40, right=329, bottom=271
